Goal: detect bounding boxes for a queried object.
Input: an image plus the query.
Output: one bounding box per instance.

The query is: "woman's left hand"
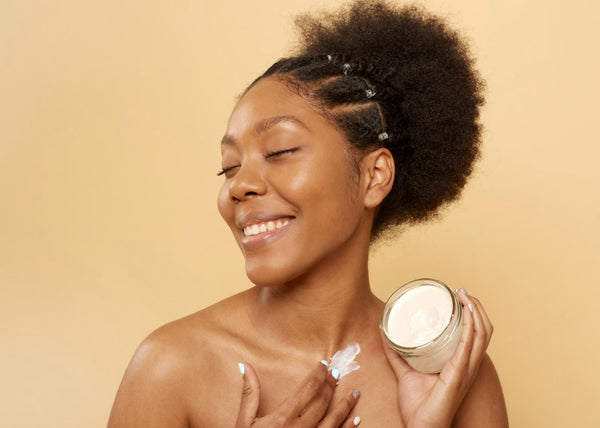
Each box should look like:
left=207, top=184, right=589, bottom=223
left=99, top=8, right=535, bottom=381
left=381, top=289, right=494, bottom=428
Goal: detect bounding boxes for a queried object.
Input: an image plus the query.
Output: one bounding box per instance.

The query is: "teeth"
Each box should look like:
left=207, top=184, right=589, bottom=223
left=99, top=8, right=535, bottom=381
left=243, top=219, right=291, bottom=236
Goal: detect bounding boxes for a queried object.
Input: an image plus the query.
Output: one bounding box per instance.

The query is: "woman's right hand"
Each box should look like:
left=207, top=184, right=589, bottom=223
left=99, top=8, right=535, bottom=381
left=235, top=361, right=360, bottom=428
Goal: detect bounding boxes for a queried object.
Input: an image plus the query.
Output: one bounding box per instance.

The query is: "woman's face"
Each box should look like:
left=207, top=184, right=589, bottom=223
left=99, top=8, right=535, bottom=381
left=217, top=77, right=370, bottom=287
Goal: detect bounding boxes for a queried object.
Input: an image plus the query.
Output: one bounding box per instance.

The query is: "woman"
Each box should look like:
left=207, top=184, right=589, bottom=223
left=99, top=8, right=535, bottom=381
left=109, top=1, right=508, bottom=426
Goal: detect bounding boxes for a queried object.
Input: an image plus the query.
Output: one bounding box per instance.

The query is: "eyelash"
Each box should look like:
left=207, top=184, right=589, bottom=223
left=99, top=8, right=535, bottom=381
left=217, top=148, right=299, bottom=176
left=216, top=165, right=237, bottom=177
left=266, top=147, right=299, bottom=158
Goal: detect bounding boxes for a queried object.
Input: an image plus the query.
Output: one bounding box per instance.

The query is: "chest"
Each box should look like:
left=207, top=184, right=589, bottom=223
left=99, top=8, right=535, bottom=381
left=189, top=355, right=404, bottom=427
left=334, top=367, right=404, bottom=427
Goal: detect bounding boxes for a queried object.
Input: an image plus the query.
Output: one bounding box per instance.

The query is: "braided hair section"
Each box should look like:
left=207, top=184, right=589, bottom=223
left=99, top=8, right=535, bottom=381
left=257, top=53, right=390, bottom=151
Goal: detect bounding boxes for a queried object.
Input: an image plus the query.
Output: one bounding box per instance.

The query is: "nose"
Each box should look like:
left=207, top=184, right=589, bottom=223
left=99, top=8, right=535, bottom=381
left=228, top=161, right=267, bottom=202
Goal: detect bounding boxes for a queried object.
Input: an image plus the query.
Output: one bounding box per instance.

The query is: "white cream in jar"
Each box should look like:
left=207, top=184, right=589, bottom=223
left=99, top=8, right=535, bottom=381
left=381, top=279, right=463, bottom=373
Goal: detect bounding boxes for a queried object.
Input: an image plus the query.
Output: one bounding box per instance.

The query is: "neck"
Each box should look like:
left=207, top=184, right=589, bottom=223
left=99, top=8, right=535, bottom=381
left=248, top=229, right=384, bottom=360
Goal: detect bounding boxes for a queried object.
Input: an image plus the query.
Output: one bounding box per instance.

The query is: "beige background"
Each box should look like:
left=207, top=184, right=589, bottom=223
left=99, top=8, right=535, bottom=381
left=1, top=0, right=598, bottom=426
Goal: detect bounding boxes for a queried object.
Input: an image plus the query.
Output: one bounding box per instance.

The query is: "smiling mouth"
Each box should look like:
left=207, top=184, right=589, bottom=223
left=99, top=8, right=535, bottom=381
left=242, top=218, right=293, bottom=237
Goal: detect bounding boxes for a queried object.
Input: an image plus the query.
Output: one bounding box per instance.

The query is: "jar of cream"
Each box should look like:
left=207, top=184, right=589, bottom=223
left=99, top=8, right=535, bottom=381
left=381, top=278, right=463, bottom=373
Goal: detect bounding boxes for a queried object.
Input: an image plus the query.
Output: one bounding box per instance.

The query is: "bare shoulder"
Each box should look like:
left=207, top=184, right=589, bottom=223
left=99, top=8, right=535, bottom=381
left=453, top=354, right=509, bottom=427
left=108, top=290, right=253, bottom=427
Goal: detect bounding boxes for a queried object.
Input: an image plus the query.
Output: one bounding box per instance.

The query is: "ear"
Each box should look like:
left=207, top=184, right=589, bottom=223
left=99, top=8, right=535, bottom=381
left=361, top=148, right=395, bottom=208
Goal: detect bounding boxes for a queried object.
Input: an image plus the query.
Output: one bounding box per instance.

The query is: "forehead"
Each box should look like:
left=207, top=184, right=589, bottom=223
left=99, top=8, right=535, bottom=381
left=225, top=77, right=334, bottom=139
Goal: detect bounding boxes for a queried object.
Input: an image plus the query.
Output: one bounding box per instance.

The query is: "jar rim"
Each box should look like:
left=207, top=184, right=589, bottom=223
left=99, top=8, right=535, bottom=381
left=381, top=278, right=462, bottom=352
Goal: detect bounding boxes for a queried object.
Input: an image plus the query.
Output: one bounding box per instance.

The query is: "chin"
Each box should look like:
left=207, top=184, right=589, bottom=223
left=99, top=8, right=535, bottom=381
left=244, top=259, right=302, bottom=288
left=245, top=266, right=285, bottom=288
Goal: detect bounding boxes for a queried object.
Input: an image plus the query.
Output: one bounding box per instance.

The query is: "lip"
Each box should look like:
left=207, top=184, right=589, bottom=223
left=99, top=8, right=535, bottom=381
left=237, top=214, right=296, bottom=251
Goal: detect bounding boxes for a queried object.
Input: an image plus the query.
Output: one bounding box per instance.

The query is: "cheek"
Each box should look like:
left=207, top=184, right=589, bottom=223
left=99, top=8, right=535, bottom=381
left=283, top=160, right=361, bottom=223
left=217, top=184, right=232, bottom=223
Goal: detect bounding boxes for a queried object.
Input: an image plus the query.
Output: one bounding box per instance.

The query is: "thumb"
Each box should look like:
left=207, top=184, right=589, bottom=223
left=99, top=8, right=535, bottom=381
left=235, top=362, right=261, bottom=428
left=380, top=330, right=414, bottom=381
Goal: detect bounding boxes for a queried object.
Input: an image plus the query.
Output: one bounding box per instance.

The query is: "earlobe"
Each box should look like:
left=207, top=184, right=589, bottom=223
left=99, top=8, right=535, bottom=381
left=363, top=148, right=395, bottom=208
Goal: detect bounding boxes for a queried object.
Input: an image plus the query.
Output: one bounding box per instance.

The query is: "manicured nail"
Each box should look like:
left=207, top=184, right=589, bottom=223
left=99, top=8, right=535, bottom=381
left=353, top=389, right=360, bottom=399
left=238, top=362, right=245, bottom=375
left=460, top=287, right=468, bottom=295
left=353, top=416, right=361, bottom=426
left=331, top=368, right=340, bottom=380
left=320, top=359, right=329, bottom=367
left=468, top=303, right=473, bottom=312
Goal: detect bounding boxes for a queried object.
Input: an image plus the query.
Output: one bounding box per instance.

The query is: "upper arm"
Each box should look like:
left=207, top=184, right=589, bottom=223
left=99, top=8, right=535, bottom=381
left=108, top=332, right=190, bottom=428
left=452, top=354, right=509, bottom=428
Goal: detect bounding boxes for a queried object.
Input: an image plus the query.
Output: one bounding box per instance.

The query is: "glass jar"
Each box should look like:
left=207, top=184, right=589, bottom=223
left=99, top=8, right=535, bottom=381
left=381, top=278, right=463, bottom=373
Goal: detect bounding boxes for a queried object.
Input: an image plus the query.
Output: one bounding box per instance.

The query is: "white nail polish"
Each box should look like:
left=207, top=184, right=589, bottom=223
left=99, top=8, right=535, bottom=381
left=238, top=363, right=245, bottom=375
left=353, top=416, right=361, bottom=426
left=468, top=303, right=473, bottom=312
left=331, top=368, right=340, bottom=380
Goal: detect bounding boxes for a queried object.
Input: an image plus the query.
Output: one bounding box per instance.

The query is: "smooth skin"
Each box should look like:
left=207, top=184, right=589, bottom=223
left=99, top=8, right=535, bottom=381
left=108, top=77, right=508, bottom=427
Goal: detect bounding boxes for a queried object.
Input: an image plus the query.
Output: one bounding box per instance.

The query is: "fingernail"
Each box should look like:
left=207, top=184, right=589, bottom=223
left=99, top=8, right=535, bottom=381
left=353, top=416, right=361, bottom=426
left=331, top=368, right=340, bottom=380
left=353, top=389, right=360, bottom=399
left=460, top=287, right=468, bottom=295
left=320, top=359, right=329, bottom=367
left=238, top=362, right=245, bottom=375
left=468, top=303, right=473, bottom=312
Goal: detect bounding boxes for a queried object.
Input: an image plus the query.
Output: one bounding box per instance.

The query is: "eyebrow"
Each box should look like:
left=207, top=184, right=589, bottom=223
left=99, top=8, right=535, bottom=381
left=220, top=115, right=309, bottom=145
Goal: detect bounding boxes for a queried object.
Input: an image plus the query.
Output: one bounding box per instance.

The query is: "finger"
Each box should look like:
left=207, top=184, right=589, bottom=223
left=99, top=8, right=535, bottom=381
left=465, top=297, right=493, bottom=373
left=281, top=361, right=336, bottom=420
left=465, top=298, right=487, bottom=375
left=340, top=414, right=362, bottom=427
left=298, top=375, right=336, bottom=424
left=471, top=296, right=494, bottom=340
left=379, top=330, right=414, bottom=382
left=315, top=389, right=360, bottom=428
left=454, top=290, right=491, bottom=375
left=235, top=362, right=261, bottom=428
left=457, top=291, right=492, bottom=341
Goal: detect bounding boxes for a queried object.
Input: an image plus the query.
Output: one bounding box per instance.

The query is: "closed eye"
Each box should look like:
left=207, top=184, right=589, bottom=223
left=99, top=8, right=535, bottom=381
left=217, top=148, right=299, bottom=176
left=216, top=165, right=239, bottom=176
left=265, top=148, right=299, bottom=159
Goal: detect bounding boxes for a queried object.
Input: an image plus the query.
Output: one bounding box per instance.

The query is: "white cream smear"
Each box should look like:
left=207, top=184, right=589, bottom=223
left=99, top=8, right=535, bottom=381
left=387, top=285, right=452, bottom=347
left=243, top=219, right=289, bottom=236
left=328, top=342, right=360, bottom=379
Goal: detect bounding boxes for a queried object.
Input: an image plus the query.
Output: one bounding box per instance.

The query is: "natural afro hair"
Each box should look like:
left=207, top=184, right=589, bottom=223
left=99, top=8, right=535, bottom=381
left=250, top=0, right=484, bottom=240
